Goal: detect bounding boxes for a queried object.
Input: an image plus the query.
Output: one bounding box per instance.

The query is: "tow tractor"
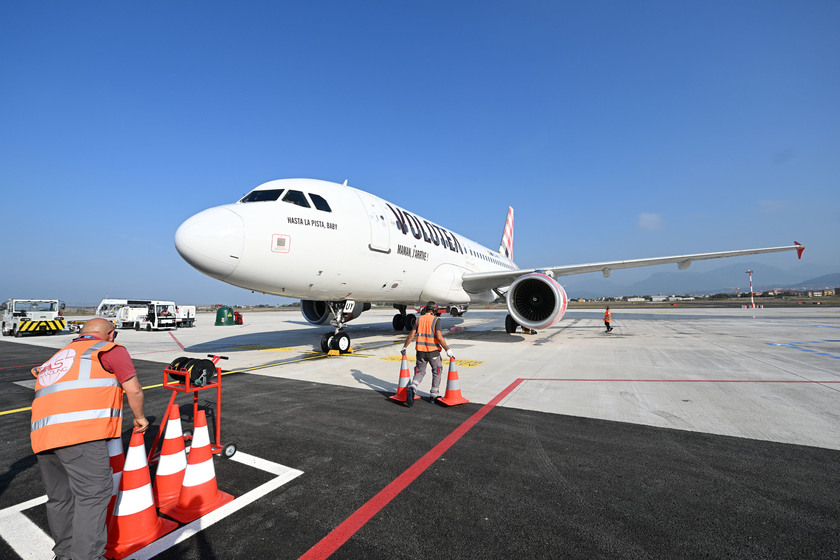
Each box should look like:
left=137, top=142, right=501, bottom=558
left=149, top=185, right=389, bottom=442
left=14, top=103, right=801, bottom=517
left=1, top=299, right=66, bottom=337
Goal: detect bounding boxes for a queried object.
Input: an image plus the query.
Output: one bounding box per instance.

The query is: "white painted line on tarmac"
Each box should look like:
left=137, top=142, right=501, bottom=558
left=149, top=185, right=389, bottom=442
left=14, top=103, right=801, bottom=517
left=0, top=496, right=51, bottom=560
left=0, top=451, right=302, bottom=560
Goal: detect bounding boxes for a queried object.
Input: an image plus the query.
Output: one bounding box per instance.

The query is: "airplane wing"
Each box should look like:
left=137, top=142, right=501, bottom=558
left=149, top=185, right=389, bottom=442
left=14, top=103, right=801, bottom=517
left=460, top=242, right=805, bottom=294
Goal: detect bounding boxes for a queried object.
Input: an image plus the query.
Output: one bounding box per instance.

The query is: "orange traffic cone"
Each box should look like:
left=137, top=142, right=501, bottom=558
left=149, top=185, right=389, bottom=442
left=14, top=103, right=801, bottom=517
left=106, top=437, right=124, bottom=521
left=105, top=430, right=177, bottom=560
left=437, top=357, right=469, bottom=406
left=389, top=353, right=419, bottom=403
left=159, top=410, right=234, bottom=523
left=152, top=404, right=188, bottom=508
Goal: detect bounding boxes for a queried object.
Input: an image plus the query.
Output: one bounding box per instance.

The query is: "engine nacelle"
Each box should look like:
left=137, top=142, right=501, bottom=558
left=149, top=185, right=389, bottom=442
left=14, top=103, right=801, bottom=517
left=301, top=300, right=330, bottom=325
left=506, top=272, right=568, bottom=330
left=300, top=300, right=372, bottom=325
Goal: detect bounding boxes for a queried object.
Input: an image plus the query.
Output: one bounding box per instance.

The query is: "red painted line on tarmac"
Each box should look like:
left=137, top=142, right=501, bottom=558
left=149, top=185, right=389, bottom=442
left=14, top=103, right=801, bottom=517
left=299, top=374, right=838, bottom=558
left=168, top=331, right=185, bottom=350
left=298, top=378, right=527, bottom=560
left=0, top=363, right=40, bottom=371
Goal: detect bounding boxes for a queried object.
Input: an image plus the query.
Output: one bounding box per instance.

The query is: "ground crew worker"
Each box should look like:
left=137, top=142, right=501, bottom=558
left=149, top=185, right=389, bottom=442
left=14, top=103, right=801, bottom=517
left=604, top=305, right=613, bottom=332
left=401, top=301, right=454, bottom=405
left=30, top=318, right=148, bottom=560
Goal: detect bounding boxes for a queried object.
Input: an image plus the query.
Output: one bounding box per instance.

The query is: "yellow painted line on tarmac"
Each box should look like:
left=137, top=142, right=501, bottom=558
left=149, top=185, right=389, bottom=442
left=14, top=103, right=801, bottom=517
left=0, top=406, right=31, bottom=416
left=379, top=355, right=484, bottom=367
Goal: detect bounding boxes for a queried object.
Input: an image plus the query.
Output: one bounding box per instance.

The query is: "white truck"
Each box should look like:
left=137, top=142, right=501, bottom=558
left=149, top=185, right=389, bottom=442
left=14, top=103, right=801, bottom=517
left=2, top=299, right=66, bottom=337
left=135, top=301, right=177, bottom=331
left=96, top=298, right=152, bottom=319
left=176, top=305, right=196, bottom=328
left=115, top=306, right=149, bottom=329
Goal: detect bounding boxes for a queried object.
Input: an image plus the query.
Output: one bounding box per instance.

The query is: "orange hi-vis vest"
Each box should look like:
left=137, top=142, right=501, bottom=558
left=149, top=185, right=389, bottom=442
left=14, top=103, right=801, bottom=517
left=604, top=309, right=612, bottom=322
left=30, top=339, right=124, bottom=454
left=415, top=314, right=441, bottom=353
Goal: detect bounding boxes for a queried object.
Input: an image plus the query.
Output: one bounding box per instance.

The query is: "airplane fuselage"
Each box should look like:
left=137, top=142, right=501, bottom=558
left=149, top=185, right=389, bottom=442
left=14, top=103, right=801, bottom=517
left=175, top=178, right=512, bottom=306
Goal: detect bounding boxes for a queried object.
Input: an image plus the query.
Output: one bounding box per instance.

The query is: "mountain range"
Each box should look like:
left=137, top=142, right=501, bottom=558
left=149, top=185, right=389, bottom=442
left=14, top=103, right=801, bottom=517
left=560, top=262, right=840, bottom=299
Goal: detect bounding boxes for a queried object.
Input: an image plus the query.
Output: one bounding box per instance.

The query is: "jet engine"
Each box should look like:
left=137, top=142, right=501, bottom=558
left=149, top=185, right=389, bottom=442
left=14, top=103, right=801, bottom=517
left=301, top=300, right=371, bottom=326
left=505, top=272, right=568, bottom=331
left=301, top=300, right=331, bottom=325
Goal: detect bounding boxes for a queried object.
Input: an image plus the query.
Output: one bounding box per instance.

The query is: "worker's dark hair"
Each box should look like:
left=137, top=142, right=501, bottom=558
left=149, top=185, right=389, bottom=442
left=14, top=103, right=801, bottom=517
left=423, top=301, right=436, bottom=313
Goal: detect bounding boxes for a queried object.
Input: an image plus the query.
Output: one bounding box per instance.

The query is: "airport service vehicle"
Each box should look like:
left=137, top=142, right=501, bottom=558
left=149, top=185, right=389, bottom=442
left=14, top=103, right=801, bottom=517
left=115, top=305, right=149, bottom=329
left=1, top=299, right=66, bottom=337
left=96, top=298, right=152, bottom=318
left=174, top=178, right=805, bottom=353
left=136, top=301, right=177, bottom=331
left=176, top=305, right=196, bottom=327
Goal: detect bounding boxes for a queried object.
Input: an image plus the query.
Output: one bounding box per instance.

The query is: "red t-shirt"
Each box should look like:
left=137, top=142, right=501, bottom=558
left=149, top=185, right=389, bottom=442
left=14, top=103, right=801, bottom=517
left=74, top=336, right=137, bottom=384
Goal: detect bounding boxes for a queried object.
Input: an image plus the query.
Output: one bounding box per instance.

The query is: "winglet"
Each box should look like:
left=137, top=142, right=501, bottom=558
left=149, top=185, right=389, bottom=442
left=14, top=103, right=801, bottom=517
left=795, top=241, right=805, bottom=260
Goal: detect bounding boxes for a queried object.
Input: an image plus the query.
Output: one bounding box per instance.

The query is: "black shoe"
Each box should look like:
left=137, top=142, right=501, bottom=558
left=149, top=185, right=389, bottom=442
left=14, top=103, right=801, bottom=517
left=405, top=385, right=415, bottom=407
left=429, top=395, right=438, bottom=404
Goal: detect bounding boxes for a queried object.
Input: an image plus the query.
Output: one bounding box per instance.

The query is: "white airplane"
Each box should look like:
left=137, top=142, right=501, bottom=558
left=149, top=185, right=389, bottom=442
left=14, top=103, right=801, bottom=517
left=174, top=178, right=804, bottom=353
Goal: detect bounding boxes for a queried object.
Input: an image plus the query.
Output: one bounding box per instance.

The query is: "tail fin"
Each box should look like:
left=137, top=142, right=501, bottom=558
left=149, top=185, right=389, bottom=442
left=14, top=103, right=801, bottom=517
left=499, top=207, right=514, bottom=260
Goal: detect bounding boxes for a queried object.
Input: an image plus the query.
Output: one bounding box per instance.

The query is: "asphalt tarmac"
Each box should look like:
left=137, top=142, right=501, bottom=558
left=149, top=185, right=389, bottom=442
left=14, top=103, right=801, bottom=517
left=1, top=308, right=838, bottom=559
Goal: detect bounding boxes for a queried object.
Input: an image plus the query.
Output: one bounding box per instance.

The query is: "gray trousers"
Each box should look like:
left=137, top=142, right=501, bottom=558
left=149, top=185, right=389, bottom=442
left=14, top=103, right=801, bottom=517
left=410, top=351, right=443, bottom=397
left=37, top=439, right=113, bottom=560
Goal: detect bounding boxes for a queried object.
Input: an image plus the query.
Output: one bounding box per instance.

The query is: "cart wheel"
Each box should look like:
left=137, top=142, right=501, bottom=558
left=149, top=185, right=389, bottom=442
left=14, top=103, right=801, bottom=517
left=182, top=429, right=193, bottom=440
left=222, top=443, right=237, bottom=458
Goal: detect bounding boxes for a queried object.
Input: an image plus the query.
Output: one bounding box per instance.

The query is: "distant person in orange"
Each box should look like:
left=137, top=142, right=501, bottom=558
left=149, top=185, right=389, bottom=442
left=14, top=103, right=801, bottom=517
left=401, top=301, right=454, bottom=405
left=30, top=318, right=148, bottom=560
left=604, top=305, right=613, bottom=333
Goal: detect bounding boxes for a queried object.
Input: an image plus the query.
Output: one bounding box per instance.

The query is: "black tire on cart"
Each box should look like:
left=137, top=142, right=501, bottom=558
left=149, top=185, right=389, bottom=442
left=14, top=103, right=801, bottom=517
left=135, top=323, right=140, bottom=331
left=222, top=443, right=237, bottom=458
left=184, top=358, right=216, bottom=386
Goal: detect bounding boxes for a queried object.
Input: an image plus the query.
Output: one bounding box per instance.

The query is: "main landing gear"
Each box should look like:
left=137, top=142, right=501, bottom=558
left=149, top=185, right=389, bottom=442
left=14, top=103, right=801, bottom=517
left=319, top=302, right=358, bottom=354
left=391, top=305, right=417, bottom=332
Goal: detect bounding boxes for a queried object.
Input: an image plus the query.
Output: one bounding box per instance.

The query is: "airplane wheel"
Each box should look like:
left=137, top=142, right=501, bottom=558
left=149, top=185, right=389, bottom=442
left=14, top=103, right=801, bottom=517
left=392, top=313, right=405, bottom=331
left=332, top=332, right=351, bottom=353
left=505, top=314, right=518, bottom=334
left=320, top=332, right=333, bottom=353
left=404, top=314, right=417, bottom=331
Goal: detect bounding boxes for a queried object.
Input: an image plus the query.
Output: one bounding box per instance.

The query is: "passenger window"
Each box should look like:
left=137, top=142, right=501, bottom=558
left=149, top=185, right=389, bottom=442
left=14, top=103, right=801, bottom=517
left=309, top=193, right=332, bottom=212
left=240, top=189, right=284, bottom=202
left=282, top=190, right=311, bottom=208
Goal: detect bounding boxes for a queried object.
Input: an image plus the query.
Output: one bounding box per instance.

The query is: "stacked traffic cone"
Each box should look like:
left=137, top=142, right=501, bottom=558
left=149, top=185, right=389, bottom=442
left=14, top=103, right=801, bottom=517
left=152, top=404, right=188, bottom=508
left=105, top=430, right=177, bottom=560
left=106, top=437, right=124, bottom=521
left=389, top=353, right=419, bottom=403
left=438, top=357, right=469, bottom=406
left=159, top=410, right=233, bottom=523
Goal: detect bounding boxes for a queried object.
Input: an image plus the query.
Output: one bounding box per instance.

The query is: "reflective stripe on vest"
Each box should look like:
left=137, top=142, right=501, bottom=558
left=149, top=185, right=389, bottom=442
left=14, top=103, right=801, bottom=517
left=31, top=339, right=125, bottom=453
left=416, top=314, right=441, bottom=353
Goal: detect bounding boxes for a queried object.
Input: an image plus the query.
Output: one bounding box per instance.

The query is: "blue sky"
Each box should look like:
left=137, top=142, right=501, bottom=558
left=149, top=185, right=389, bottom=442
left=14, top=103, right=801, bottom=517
left=2, top=1, right=838, bottom=306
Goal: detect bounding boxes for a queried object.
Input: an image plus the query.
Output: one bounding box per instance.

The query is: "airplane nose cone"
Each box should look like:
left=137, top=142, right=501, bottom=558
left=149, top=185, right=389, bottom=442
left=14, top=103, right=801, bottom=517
left=175, top=207, right=245, bottom=279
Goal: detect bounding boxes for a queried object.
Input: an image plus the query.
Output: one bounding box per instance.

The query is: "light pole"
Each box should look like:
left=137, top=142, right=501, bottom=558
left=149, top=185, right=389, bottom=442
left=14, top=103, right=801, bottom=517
left=746, top=269, right=755, bottom=309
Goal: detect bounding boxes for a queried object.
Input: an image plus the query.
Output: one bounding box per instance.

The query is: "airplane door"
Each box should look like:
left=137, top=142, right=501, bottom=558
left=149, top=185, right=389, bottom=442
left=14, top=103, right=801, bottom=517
left=355, top=190, right=391, bottom=253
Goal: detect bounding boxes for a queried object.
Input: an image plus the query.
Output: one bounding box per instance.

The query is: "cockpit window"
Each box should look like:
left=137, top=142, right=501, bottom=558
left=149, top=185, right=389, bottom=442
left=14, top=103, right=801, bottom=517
left=309, top=193, right=332, bottom=212
left=282, top=190, right=310, bottom=208
left=240, top=189, right=284, bottom=202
